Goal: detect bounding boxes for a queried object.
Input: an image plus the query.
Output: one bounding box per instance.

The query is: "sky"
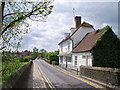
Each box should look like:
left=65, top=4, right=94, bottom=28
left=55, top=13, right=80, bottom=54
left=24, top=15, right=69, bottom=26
left=19, top=0, right=119, bottom=52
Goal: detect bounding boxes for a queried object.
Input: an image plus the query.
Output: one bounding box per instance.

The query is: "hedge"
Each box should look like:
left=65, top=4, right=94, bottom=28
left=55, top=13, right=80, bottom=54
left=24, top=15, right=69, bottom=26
left=92, top=26, right=120, bottom=68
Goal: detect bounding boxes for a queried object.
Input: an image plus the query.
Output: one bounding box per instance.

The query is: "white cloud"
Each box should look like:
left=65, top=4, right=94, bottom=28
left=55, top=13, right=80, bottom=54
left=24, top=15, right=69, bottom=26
left=19, top=1, right=118, bottom=52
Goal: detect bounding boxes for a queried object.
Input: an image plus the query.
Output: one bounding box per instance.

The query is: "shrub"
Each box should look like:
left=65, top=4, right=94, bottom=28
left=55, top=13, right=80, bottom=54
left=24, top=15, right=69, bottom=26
left=42, top=50, right=59, bottom=64
left=23, top=56, right=30, bottom=62
left=2, top=54, right=16, bottom=62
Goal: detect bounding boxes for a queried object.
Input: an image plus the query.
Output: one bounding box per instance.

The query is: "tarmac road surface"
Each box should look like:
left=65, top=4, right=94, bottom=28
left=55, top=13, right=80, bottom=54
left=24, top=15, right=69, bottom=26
left=35, top=59, right=102, bottom=89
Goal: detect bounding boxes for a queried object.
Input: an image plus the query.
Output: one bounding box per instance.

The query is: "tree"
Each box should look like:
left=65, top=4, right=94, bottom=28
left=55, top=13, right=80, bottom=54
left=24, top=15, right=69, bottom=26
left=42, top=50, right=59, bottom=63
left=39, top=49, right=47, bottom=58
left=32, top=47, right=39, bottom=60
left=48, top=50, right=59, bottom=62
left=0, top=1, right=54, bottom=50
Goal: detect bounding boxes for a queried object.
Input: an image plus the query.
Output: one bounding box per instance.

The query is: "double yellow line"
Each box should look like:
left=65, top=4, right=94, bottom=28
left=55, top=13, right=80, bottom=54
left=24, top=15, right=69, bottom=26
left=43, top=60, right=104, bottom=89
left=37, top=64, right=56, bottom=90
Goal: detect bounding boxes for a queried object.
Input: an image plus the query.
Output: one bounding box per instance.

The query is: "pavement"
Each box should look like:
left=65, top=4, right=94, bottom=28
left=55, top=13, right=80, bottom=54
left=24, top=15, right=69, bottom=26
left=33, top=61, right=46, bottom=88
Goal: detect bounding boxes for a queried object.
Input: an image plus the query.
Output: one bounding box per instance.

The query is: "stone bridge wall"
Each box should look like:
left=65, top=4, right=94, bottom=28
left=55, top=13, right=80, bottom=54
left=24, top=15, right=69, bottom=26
left=80, top=66, right=120, bottom=86
left=2, top=61, right=33, bottom=88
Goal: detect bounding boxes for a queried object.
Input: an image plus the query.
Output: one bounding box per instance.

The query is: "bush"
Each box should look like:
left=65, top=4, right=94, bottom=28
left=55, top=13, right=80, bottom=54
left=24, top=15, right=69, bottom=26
left=19, top=57, right=24, bottom=62
left=49, top=55, right=59, bottom=62
left=23, top=57, right=29, bottom=62
left=22, top=56, right=30, bottom=62
left=2, top=54, right=16, bottom=62
left=42, top=50, right=59, bottom=64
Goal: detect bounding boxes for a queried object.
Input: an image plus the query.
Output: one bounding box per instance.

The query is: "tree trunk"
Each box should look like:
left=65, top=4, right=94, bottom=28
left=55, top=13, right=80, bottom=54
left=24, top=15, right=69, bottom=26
left=0, top=2, right=2, bottom=32
left=0, top=1, right=5, bottom=35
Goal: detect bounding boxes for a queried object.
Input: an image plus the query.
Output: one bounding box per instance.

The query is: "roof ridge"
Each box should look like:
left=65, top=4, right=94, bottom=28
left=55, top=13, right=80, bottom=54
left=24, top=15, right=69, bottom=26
left=82, top=21, right=93, bottom=26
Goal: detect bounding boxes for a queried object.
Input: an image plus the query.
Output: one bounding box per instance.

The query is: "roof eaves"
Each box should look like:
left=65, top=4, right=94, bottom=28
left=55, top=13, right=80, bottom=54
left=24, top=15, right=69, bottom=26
left=58, top=37, right=70, bottom=45
left=72, top=50, right=92, bottom=53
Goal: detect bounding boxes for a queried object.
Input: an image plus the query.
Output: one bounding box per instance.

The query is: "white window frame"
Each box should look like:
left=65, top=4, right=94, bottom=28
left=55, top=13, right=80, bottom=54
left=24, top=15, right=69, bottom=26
left=67, top=57, right=71, bottom=62
left=68, top=41, right=70, bottom=51
left=82, top=55, right=86, bottom=59
left=74, top=56, right=77, bottom=65
left=61, top=45, right=63, bottom=52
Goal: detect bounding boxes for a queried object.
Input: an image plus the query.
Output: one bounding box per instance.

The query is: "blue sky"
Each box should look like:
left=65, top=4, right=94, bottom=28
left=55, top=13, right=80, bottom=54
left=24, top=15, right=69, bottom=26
left=19, top=0, right=118, bottom=52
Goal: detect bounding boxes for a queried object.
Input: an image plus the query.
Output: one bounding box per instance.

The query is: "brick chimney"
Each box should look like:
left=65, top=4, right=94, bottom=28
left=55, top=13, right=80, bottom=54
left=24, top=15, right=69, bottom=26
left=75, top=16, right=81, bottom=28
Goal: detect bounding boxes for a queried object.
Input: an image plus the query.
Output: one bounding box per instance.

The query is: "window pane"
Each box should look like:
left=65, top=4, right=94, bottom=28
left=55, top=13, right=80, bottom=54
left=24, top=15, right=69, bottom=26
left=67, top=57, right=71, bottom=62
left=82, top=56, right=86, bottom=59
left=74, top=56, right=77, bottom=65
left=60, top=56, right=63, bottom=63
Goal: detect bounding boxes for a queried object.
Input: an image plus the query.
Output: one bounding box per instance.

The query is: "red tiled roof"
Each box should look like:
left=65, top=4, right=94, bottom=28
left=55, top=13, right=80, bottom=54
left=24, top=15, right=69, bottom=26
left=58, top=22, right=93, bottom=45
left=72, top=29, right=104, bottom=53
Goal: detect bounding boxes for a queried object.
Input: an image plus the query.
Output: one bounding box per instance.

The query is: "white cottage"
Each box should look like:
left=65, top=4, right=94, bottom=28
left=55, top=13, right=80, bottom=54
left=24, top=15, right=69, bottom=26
left=58, top=16, right=96, bottom=70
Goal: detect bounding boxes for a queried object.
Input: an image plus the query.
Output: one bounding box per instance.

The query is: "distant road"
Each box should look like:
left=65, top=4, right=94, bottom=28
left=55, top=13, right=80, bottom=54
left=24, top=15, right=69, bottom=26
left=35, top=59, right=102, bottom=89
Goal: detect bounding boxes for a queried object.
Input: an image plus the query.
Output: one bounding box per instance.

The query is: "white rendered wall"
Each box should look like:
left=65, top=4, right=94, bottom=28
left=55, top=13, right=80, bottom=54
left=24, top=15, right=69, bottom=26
left=59, top=39, right=72, bottom=54
left=63, top=56, right=66, bottom=64
left=72, top=52, right=93, bottom=68
left=71, top=27, right=94, bottom=47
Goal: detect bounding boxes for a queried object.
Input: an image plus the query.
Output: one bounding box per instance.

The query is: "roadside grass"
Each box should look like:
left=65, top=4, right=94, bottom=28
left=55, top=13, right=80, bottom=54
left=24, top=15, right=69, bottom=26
left=2, top=61, right=28, bottom=83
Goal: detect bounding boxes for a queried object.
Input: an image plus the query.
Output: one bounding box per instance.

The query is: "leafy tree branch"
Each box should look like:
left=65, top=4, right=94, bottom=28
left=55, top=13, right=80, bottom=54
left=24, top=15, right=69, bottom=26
left=1, top=0, right=54, bottom=50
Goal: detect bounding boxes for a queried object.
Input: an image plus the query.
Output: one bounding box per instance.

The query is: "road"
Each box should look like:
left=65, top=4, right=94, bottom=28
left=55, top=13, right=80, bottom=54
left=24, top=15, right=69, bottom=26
left=35, top=59, right=102, bottom=89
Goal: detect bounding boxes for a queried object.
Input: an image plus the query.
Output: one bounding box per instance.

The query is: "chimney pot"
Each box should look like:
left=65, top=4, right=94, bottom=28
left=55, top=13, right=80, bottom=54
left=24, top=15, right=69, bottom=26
left=64, top=33, right=69, bottom=38
left=70, top=27, right=76, bottom=35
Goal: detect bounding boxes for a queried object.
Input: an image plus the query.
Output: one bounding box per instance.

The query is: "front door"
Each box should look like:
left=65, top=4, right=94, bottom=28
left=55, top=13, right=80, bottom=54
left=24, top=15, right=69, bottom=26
left=60, top=56, right=63, bottom=63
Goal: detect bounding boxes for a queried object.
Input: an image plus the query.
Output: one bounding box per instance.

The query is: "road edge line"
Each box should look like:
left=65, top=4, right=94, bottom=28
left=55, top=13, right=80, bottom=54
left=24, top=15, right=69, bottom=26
left=36, top=62, right=56, bottom=90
